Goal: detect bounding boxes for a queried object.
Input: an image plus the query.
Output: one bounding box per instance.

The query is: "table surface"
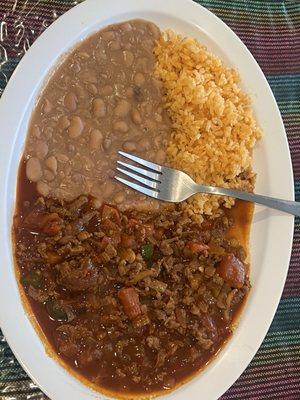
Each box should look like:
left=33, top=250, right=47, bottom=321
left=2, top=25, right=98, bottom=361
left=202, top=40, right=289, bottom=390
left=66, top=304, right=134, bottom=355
left=0, top=1, right=299, bottom=399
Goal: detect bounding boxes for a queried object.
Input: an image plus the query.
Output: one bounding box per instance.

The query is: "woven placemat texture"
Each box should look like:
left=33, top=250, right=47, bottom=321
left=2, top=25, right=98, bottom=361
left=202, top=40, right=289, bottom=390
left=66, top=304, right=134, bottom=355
left=0, top=1, right=299, bottom=399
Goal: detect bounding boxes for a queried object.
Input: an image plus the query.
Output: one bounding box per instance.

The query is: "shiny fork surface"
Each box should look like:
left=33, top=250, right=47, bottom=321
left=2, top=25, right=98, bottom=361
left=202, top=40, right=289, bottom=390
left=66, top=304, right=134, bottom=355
left=115, top=151, right=300, bottom=217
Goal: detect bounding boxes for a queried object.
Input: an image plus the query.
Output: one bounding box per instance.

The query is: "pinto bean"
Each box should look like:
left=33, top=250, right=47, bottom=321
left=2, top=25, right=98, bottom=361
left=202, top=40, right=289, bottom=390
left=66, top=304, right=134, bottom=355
left=64, top=92, right=78, bottom=111
left=68, top=116, right=84, bottom=138
left=35, top=140, right=48, bottom=159
left=71, top=61, right=81, bottom=73
left=92, top=98, right=106, bottom=118
left=56, top=153, right=69, bottom=163
left=41, top=98, right=52, bottom=114
left=121, top=22, right=132, bottom=32
left=138, top=138, right=150, bottom=151
left=101, top=181, right=115, bottom=198
left=57, top=115, right=70, bottom=130
left=44, top=170, right=55, bottom=181
left=36, top=181, right=50, bottom=197
left=102, top=31, right=115, bottom=41
left=89, top=129, right=103, bottom=150
left=87, top=84, right=98, bottom=95
left=110, top=40, right=121, bottom=51
left=125, top=87, right=134, bottom=98
left=113, top=121, right=128, bottom=133
left=26, top=157, right=42, bottom=182
left=156, top=149, right=166, bottom=164
left=136, top=57, right=153, bottom=73
left=114, top=99, right=131, bottom=117
left=147, top=22, right=160, bottom=39
left=122, top=141, right=136, bottom=152
left=31, top=125, right=41, bottom=138
left=103, top=138, right=112, bottom=150
left=123, top=50, right=134, bottom=66
left=154, top=113, right=163, bottom=122
left=114, top=192, right=125, bottom=204
left=101, top=85, right=113, bottom=96
left=45, top=156, right=57, bottom=174
left=131, top=109, right=142, bottom=124
left=134, top=72, right=145, bottom=87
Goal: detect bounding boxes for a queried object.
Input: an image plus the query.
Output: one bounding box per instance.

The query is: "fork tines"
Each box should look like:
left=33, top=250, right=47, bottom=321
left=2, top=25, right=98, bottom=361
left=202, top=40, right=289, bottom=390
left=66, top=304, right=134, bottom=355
left=115, top=151, right=162, bottom=198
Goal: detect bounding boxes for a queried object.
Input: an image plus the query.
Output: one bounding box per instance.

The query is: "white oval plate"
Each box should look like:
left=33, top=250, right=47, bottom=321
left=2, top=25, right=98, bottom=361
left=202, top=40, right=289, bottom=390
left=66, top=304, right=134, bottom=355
left=0, top=0, right=294, bottom=399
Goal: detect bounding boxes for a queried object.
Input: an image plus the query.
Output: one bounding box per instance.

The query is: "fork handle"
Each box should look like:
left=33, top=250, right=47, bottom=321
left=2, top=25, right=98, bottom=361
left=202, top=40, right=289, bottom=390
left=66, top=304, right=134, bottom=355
left=197, top=185, right=299, bottom=217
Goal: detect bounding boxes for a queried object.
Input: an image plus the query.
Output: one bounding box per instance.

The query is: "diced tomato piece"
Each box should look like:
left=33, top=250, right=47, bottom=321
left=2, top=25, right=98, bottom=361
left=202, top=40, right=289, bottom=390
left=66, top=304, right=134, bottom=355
left=127, top=218, right=139, bottom=227
left=42, top=213, right=63, bottom=236
left=101, top=218, right=120, bottom=233
left=118, top=287, right=141, bottom=320
left=218, top=253, right=245, bottom=289
left=101, top=234, right=120, bottom=249
left=121, top=233, right=135, bottom=248
left=154, top=227, right=164, bottom=241
left=185, top=241, right=209, bottom=254
left=24, top=211, right=63, bottom=236
left=102, top=205, right=120, bottom=223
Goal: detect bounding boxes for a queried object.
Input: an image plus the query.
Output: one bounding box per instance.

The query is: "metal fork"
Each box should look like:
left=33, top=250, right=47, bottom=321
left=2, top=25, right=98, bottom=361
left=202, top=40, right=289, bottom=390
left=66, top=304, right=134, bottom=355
left=115, top=151, right=300, bottom=217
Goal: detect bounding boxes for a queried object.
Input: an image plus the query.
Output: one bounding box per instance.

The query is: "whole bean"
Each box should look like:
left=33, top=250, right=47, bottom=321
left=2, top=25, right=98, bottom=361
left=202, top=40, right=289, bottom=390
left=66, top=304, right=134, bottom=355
left=87, top=84, right=98, bottom=95
left=147, top=22, right=160, bottom=39
left=68, top=115, right=84, bottom=138
left=91, top=198, right=102, bottom=209
left=56, top=153, right=69, bottom=163
left=44, top=127, right=53, bottom=140
left=77, top=51, right=89, bottom=59
left=45, top=156, right=57, bottom=174
left=35, top=140, right=48, bottom=159
left=41, top=98, right=52, bottom=114
left=138, top=138, right=150, bottom=151
left=101, top=181, right=115, bottom=198
left=64, top=92, right=78, bottom=111
left=95, top=47, right=107, bottom=63
left=114, top=192, right=125, bottom=204
left=71, top=61, right=81, bottom=73
left=102, top=31, right=115, bottom=41
left=101, top=85, right=113, bottom=96
left=43, top=170, right=55, bottom=181
left=156, top=149, right=166, bottom=164
left=143, top=39, right=154, bottom=50
left=125, top=87, right=134, bottom=98
left=90, top=129, right=103, bottom=150
left=75, top=85, right=86, bottom=98
left=103, top=138, right=112, bottom=150
left=134, top=72, right=145, bottom=87
left=121, top=22, right=132, bottom=32
left=31, top=125, right=41, bottom=138
left=68, top=144, right=75, bottom=152
left=36, top=181, right=50, bottom=197
left=124, top=43, right=132, bottom=50
left=57, top=115, right=70, bottom=130
left=114, top=99, right=131, bottom=117
left=92, top=98, right=106, bottom=118
left=26, top=157, right=43, bottom=182
left=113, top=120, right=128, bottom=133
left=136, top=57, right=152, bottom=73
left=123, top=50, right=134, bottom=67
left=110, top=40, right=121, bottom=51
left=154, top=113, right=163, bottom=122
left=123, top=141, right=137, bottom=152
left=131, top=109, right=142, bottom=124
